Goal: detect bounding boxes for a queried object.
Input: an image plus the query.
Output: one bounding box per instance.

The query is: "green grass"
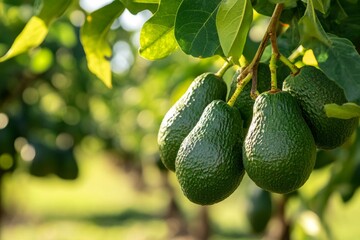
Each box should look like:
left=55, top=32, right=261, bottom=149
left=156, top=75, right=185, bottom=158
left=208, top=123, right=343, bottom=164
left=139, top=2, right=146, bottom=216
left=2, top=151, right=360, bottom=240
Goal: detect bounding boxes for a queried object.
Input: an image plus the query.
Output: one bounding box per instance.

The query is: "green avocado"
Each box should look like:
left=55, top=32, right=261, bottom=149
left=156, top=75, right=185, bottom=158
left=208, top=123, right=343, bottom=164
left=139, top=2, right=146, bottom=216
left=243, top=91, right=316, bottom=194
left=175, top=100, right=244, bottom=205
left=55, top=150, right=79, bottom=180
left=282, top=66, right=359, bottom=149
left=246, top=187, right=272, bottom=233
left=158, top=73, right=227, bottom=171
left=228, top=63, right=289, bottom=129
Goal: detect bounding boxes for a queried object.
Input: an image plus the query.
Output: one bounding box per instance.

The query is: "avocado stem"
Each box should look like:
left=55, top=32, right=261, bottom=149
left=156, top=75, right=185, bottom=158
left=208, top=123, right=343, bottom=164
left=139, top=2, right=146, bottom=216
left=234, top=4, right=284, bottom=100
left=288, top=45, right=305, bottom=62
left=227, top=73, right=253, bottom=107
left=279, top=54, right=299, bottom=75
left=215, top=57, right=234, bottom=78
left=270, top=53, right=278, bottom=91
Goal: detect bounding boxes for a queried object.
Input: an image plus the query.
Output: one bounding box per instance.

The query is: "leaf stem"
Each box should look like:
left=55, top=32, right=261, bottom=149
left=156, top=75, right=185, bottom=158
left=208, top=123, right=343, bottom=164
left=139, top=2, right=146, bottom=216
left=215, top=57, right=234, bottom=78
left=227, top=73, right=253, bottom=107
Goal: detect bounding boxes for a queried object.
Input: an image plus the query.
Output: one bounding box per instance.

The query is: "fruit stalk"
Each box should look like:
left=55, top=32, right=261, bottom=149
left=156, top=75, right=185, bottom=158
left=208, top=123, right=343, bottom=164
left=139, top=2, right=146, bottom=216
left=216, top=57, right=233, bottom=78
left=227, top=72, right=253, bottom=107
left=269, top=53, right=278, bottom=91
left=279, top=54, right=299, bottom=75
left=228, top=4, right=284, bottom=103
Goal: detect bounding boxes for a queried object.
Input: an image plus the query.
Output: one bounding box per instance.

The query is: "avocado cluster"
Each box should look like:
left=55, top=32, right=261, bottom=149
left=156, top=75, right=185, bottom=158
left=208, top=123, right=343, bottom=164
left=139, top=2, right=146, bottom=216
left=158, top=65, right=358, bottom=205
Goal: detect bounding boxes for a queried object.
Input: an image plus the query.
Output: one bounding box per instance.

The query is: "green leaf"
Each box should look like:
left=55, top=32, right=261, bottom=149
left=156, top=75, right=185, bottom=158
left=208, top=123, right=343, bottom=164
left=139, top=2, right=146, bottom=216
left=80, top=1, right=125, bottom=88
left=120, top=0, right=159, bottom=14
left=216, top=0, right=253, bottom=63
left=298, top=0, right=331, bottom=48
left=175, top=0, right=224, bottom=58
left=310, top=0, right=331, bottom=14
left=312, top=34, right=360, bottom=104
left=139, top=0, right=181, bottom=60
left=269, top=0, right=298, bottom=7
left=325, top=103, right=360, bottom=119
left=0, top=0, right=71, bottom=62
left=35, top=0, right=71, bottom=22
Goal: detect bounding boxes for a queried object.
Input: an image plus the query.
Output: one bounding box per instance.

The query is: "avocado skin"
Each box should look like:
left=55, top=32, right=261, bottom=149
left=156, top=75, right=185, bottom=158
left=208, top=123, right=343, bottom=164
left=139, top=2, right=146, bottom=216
left=283, top=66, right=359, bottom=149
left=158, top=73, right=227, bottom=171
left=243, top=91, right=316, bottom=194
left=175, top=100, right=244, bottom=205
left=228, top=63, right=289, bottom=129
left=246, top=187, right=272, bottom=233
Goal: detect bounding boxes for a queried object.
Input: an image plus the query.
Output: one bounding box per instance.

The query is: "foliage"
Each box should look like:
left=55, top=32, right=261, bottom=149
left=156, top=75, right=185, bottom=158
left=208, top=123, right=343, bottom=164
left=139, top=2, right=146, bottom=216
left=0, top=0, right=360, bottom=239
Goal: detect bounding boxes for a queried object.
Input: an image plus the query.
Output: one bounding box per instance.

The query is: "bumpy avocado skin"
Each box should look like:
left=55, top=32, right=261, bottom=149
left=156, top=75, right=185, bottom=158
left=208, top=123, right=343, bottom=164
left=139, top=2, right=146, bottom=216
left=228, top=63, right=289, bottom=129
left=158, top=73, right=227, bottom=171
left=175, top=100, right=244, bottom=205
left=243, top=91, right=316, bottom=194
left=283, top=66, right=359, bottom=149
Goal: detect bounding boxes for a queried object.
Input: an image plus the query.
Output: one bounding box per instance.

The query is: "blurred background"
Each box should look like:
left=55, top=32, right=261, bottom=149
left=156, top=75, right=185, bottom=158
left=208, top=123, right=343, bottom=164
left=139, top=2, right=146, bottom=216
left=0, top=1, right=360, bottom=239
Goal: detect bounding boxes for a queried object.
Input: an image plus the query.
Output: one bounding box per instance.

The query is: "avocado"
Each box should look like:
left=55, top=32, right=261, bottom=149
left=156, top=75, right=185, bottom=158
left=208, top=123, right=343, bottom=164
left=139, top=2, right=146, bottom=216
left=228, top=62, right=288, bottom=130
left=158, top=73, right=227, bottom=171
left=283, top=66, right=359, bottom=149
left=313, top=149, right=336, bottom=170
left=175, top=100, right=244, bottom=205
left=55, top=149, right=79, bottom=180
left=246, top=187, right=272, bottom=233
left=243, top=91, right=316, bottom=194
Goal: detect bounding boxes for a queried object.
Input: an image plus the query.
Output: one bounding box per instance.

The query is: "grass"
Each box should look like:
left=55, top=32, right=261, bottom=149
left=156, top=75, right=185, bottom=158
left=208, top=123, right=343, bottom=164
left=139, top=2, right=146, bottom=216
left=2, top=150, right=360, bottom=240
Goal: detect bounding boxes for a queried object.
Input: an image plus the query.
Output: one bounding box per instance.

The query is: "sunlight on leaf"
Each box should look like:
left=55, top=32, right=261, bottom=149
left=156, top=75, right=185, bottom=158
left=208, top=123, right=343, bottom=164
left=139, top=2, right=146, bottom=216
left=303, top=0, right=331, bottom=14
left=80, top=1, right=125, bottom=88
left=0, top=17, right=48, bottom=62
left=325, top=103, right=360, bottom=119
left=139, top=0, right=181, bottom=60
left=216, top=0, right=253, bottom=64
left=298, top=0, right=331, bottom=48
left=120, top=0, right=159, bottom=14
left=0, top=0, right=71, bottom=62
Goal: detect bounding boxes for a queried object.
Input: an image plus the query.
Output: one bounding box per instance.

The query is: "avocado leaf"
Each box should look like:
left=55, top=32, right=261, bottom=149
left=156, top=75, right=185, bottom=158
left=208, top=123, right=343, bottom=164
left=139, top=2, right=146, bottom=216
left=174, top=0, right=224, bottom=58
left=324, top=103, right=360, bottom=119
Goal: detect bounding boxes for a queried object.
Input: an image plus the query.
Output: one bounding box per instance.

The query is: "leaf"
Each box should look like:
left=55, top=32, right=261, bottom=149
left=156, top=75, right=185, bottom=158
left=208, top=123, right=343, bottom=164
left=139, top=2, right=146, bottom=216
left=0, top=0, right=71, bottom=62
left=317, top=0, right=360, bottom=45
left=301, top=0, right=331, bottom=14
left=269, top=0, right=298, bottom=7
left=80, top=1, right=125, bottom=88
left=324, top=103, right=360, bottom=119
left=298, top=0, right=331, bottom=48
left=310, top=0, right=331, bottom=14
left=312, top=34, right=360, bottom=104
left=216, top=0, right=253, bottom=63
left=139, top=0, right=181, bottom=60
left=120, top=0, right=159, bottom=14
left=175, top=0, right=224, bottom=58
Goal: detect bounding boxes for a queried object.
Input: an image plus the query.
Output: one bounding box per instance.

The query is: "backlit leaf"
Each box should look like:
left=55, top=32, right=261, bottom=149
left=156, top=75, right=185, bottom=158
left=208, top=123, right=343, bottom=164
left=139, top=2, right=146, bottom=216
left=311, top=0, right=331, bottom=14
left=80, top=1, right=125, bottom=88
left=120, top=0, right=159, bottom=14
left=139, top=0, right=181, bottom=60
left=0, top=0, right=71, bottom=62
left=325, top=103, right=360, bottom=119
left=298, top=0, right=331, bottom=48
left=216, top=0, right=253, bottom=63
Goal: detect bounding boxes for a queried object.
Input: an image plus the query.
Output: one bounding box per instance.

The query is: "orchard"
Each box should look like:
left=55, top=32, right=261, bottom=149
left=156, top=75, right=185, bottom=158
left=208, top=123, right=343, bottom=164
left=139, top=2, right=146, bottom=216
left=0, top=0, right=360, bottom=239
